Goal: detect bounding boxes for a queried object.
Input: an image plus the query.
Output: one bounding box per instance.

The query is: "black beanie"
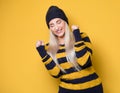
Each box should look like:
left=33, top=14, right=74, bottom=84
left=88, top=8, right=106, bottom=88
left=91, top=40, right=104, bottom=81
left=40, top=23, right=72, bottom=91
left=46, top=6, right=68, bottom=28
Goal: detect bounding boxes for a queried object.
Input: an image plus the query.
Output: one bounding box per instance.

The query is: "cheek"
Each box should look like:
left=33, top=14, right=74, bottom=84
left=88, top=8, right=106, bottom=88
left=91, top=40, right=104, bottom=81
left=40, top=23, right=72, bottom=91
left=61, top=24, right=66, bottom=32
left=50, top=28, right=56, bottom=35
left=50, top=27, right=55, bottom=32
left=61, top=22, right=66, bottom=29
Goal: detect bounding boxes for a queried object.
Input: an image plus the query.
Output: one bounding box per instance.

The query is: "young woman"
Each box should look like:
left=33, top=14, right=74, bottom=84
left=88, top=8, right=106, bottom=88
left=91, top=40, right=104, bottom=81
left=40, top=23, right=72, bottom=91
left=36, top=5, right=103, bottom=93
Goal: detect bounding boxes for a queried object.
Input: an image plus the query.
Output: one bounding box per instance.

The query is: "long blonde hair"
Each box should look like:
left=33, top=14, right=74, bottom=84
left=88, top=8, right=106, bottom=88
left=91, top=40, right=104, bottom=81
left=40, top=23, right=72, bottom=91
left=47, top=22, right=81, bottom=73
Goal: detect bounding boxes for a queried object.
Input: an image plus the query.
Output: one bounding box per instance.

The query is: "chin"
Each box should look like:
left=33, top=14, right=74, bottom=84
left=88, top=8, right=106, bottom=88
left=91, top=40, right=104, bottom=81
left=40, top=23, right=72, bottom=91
left=57, top=33, right=65, bottom=38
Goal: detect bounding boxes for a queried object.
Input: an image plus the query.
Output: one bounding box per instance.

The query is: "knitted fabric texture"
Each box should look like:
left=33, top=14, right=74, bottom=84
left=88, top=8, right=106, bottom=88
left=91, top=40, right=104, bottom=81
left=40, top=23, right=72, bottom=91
left=46, top=6, right=68, bottom=28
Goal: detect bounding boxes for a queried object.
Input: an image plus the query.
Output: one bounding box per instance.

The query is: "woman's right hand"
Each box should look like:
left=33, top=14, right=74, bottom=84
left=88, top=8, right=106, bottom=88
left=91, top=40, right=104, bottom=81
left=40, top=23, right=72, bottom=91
left=36, top=40, right=44, bottom=48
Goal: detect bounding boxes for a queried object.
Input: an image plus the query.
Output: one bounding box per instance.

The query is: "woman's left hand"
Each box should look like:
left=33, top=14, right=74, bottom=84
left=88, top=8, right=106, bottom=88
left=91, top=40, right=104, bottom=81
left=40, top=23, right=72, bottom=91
left=71, top=25, right=79, bottom=31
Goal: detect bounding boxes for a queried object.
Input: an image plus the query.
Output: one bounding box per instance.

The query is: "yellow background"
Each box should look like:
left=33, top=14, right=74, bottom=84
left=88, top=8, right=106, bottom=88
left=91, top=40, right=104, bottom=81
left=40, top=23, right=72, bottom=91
left=0, top=0, right=120, bottom=93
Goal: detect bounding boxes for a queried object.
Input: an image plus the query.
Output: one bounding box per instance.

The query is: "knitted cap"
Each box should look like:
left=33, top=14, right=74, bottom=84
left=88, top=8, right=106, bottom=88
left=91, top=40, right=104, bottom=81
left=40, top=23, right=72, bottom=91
left=46, top=6, right=68, bottom=28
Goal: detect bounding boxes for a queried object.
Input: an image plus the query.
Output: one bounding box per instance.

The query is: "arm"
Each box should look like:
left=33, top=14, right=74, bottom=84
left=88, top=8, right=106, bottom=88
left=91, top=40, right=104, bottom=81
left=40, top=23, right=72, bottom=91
left=36, top=41, right=62, bottom=78
left=72, top=26, right=92, bottom=67
left=81, top=32, right=93, bottom=54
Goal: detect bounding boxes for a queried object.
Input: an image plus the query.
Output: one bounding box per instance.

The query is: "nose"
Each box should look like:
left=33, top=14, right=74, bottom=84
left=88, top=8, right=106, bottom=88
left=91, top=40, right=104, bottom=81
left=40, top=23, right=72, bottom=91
left=54, top=25, right=59, bottom=31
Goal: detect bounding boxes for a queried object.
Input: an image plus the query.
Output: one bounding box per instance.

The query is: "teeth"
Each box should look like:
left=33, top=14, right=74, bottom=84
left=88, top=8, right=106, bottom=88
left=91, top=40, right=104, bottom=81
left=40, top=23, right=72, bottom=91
left=56, top=30, right=61, bottom=33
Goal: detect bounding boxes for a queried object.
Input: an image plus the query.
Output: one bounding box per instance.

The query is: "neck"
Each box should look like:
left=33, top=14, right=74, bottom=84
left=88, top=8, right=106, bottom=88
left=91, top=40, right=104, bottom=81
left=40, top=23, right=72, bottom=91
left=58, top=37, right=65, bottom=45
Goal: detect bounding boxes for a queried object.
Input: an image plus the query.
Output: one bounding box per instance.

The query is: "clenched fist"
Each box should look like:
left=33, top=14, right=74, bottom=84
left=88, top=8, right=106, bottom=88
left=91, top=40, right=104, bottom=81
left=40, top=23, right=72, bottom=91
left=71, top=25, right=79, bottom=31
left=36, top=40, right=44, bottom=47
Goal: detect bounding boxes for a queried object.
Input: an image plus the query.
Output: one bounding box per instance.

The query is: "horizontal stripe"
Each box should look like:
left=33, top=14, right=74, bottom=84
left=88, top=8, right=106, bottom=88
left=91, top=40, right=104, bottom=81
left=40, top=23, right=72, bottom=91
left=84, top=42, right=92, bottom=54
left=57, top=57, right=67, bottom=64
left=75, top=47, right=87, bottom=58
left=59, top=45, right=65, bottom=49
left=57, top=49, right=65, bottom=53
left=74, top=44, right=86, bottom=52
left=75, top=41, right=84, bottom=46
left=49, top=66, right=61, bottom=76
left=77, top=51, right=90, bottom=66
left=60, top=62, right=73, bottom=69
left=45, top=61, right=56, bottom=70
left=61, top=66, right=95, bottom=80
left=65, top=67, right=77, bottom=74
left=42, top=55, right=50, bottom=62
left=59, top=44, right=65, bottom=47
left=60, top=72, right=98, bottom=84
left=56, top=52, right=66, bottom=58
left=59, top=83, right=103, bottom=93
left=59, top=78, right=101, bottom=90
left=84, top=42, right=92, bottom=49
left=86, top=47, right=92, bottom=54
left=81, top=32, right=88, bottom=38
left=82, top=56, right=92, bottom=68
left=82, top=36, right=91, bottom=42
left=75, top=41, right=84, bottom=47
left=52, top=70, right=63, bottom=78
left=43, top=56, right=53, bottom=65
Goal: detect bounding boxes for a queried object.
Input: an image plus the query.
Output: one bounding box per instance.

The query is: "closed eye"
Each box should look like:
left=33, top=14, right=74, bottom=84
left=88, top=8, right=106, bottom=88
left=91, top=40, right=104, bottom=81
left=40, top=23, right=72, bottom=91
left=56, top=20, right=61, bottom=24
left=49, top=23, right=54, bottom=28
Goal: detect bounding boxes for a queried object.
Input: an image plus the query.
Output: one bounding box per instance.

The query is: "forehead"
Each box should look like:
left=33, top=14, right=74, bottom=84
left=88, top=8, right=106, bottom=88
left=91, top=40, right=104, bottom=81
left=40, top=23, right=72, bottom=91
left=49, top=18, right=62, bottom=24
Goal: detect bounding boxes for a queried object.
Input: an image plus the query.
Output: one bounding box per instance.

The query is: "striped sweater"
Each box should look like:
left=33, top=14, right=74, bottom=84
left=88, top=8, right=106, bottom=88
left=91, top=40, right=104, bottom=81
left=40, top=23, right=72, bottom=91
left=36, top=29, right=102, bottom=90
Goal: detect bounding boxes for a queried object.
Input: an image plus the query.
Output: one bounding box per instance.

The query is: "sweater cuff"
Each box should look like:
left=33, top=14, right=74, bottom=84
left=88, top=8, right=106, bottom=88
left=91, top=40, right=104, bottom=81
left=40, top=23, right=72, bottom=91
left=73, top=29, right=82, bottom=42
left=36, top=46, right=47, bottom=58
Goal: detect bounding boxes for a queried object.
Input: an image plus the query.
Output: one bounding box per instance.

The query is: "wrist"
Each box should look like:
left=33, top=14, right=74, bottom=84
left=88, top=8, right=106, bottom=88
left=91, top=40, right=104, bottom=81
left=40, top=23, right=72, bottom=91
left=73, top=29, right=82, bottom=42
left=36, top=45, right=47, bottom=58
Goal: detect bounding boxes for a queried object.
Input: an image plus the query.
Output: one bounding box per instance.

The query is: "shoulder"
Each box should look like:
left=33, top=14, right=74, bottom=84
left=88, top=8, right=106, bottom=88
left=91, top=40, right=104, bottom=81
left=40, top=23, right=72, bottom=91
left=45, top=43, right=49, bottom=50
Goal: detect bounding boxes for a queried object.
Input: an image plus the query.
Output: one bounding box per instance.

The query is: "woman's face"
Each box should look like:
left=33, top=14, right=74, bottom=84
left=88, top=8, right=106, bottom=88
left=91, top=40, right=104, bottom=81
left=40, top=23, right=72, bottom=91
left=49, top=18, right=66, bottom=38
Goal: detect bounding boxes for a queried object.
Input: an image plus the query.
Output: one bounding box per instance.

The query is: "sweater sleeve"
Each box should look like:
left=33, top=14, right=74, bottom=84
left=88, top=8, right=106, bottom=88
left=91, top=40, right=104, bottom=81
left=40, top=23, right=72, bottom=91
left=73, top=29, right=93, bottom=67
left=36, top=45, right=62, bottom=78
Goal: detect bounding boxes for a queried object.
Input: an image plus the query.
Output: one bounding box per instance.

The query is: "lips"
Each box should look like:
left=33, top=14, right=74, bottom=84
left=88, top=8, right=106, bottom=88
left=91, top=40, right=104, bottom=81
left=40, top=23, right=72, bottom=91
left=55, top=29, right=63, bottom=34
left=53, top=28, right=65, bottom=38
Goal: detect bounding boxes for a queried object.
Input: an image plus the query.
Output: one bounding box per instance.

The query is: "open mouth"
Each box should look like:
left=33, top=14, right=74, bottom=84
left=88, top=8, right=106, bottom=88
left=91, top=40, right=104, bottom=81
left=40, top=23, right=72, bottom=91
left=55, top=28, right=63, bottom=34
